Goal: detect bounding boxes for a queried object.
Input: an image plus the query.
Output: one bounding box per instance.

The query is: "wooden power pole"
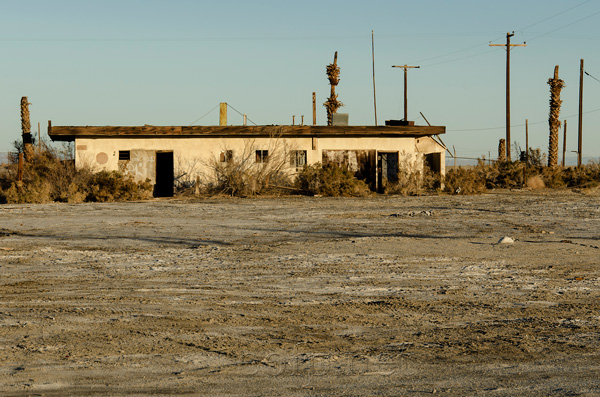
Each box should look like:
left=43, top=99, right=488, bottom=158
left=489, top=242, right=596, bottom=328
left=392, top=64, right=420, bottom=121
left=490, top=32, right=526, bottom=161
left=578, top=59, right=584, bottom=167
left=525, top=119, right=529, bottom=165
left=312, top=92, right=316, bottom=126
left=372, top=30, right=378, bottom=126
left=562, top=120, right=567, bottom=167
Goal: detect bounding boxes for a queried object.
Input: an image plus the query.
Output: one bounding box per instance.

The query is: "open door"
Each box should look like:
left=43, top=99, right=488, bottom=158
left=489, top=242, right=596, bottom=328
left=155, top=151, right=174, bottom=197
left=424, top=153, right=442, bottom=175
left=377, top=152, right=399, bottom=193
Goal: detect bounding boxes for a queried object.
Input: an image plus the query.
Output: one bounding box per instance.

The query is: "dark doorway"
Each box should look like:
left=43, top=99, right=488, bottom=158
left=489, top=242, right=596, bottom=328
left=377, top=152, right=399, bottom=193
left=155, top=151, right=174, bottom=197
left=424, top=153, right=442, bottom=175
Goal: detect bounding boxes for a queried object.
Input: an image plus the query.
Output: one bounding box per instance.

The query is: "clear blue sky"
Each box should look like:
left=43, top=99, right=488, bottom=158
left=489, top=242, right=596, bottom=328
left=2, top=0, right=599, bottom=160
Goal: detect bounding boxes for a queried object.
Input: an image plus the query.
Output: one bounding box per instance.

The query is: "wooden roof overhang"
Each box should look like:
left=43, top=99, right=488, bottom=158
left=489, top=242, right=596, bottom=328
left=48, top=124, right=445, bottom=142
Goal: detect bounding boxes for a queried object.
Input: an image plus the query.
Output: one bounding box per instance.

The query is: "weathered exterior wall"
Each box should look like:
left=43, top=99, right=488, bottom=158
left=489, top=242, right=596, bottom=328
left=416, top=136, right=446, bottom=176
left=74, top=134, right=445, bottom=186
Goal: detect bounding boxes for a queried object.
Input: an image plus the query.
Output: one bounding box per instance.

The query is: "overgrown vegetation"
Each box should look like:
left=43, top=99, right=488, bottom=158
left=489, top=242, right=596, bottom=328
left=3, top=140, right=599, bottom=204
left=444, top=159, right=600, bottom=194
left=295, top=162, right=371, bottom=197
left=204, top=138, right=293, bottom=196
left=384, top=152, right=440, bottom=195
left=0, top=146, right=153, bottom=204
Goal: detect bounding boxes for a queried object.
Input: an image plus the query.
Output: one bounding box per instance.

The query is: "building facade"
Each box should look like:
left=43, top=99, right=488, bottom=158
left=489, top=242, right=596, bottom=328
left=49, top=124, right=446, bottom=196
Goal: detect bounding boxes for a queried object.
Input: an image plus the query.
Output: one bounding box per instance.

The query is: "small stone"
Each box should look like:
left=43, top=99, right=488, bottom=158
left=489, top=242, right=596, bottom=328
left=497, top=237, right=514, bottom=244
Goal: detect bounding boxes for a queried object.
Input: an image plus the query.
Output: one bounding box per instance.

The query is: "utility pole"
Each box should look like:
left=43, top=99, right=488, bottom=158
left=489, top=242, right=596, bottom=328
left=562, top=120, right=567, bottom=167
left=312, top=92, right=316, bottom=126
left=392, top=64, right=420, bottom=121
left=578, top=59, right=584, bottom=167
left=372, top=30, right=378, bottom=126
left=525, top=119, right=529, bottom=165
left=490, top=32, right=526, bottom=161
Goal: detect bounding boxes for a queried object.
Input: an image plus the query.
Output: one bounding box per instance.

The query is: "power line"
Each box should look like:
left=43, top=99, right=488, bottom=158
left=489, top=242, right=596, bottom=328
left=585, top=70, right=600, bottom=84
left=449, top=108, right=600, bottom=133
left=227, top=104, right=258, bottom=126
left=526, top=9, right=600, bottom=42
left=410, top=42, right=490, bottom=65
left=516, top=0, right=592, bottom=31
left=189, top=104, right=219, bottom=126
left=420, top=49, right=497, bottom=67
left=418, top=2, right=597, bottom=68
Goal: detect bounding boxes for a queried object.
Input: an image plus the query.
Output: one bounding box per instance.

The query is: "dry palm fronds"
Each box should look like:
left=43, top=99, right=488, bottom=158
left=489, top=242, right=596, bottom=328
left=20, top=97, right=30, bottom=135
left=20, top=96, right=34, bottom=159
left=324, top=51, right=343, bottom=125
left=326, top=63, right=340, bottom=86
left=547, top=65, right=564, bottom=167
left=498, top=139, right=506, bottom=162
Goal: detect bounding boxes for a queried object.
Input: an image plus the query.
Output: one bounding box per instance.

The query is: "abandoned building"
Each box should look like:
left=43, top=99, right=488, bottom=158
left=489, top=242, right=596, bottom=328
left=48, top=112, right=446, bottom=197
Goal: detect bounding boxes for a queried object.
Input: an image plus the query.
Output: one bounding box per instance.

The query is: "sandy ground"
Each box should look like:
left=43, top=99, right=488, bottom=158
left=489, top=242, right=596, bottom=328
left=1, top=190, right=599, bottom=396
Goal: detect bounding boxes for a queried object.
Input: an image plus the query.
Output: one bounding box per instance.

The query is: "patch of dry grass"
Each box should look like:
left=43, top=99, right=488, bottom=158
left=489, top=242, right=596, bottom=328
left=0, top=148, right=153, bottom=204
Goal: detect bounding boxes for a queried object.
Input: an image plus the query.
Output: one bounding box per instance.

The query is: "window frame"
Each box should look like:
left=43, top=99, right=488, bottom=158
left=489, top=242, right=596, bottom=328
left=255, top=150, right=269, bottom=163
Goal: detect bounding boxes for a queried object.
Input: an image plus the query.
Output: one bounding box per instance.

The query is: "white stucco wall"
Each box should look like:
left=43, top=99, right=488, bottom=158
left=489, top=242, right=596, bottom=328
left=74, top=135, right=445, bottom=185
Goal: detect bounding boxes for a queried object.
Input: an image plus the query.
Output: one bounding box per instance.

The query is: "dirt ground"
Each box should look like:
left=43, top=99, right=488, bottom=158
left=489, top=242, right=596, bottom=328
left=1, top=190, right=599, bottom=396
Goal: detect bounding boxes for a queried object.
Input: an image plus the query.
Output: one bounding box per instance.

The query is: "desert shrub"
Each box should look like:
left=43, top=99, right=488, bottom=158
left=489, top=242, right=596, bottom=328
left=492, top=161, right=527, bottom=189
left=295, top=162, right=371, bottom=197
left=83, top=170, right=153, bottom=202
left=540, top=166, right=567, bottom=189
left=385, top=154, right=441, bottom=195
left=206, top=138, right=293, bottom=196
left=526, top=175, right=545, bottom=189
left=518, top=147, right=545, bottom=167
left=0, top=147, right=153, bottom=204
left=560, top=161, right=600, bottom=188
left=443, top=157, right=600, bottom=194
left=443, top=166, right=487, bottom=194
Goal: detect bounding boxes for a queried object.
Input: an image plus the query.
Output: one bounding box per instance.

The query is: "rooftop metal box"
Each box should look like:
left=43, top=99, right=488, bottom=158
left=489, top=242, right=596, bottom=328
left=332, top=113, right=349, bottom=126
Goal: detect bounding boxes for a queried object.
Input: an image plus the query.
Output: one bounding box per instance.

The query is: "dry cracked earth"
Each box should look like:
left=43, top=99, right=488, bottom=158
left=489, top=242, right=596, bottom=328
left=0, top=190, right=599, bottom=395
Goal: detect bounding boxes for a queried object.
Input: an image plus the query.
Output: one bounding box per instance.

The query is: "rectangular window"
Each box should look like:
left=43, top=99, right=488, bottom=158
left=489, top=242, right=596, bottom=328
left=290, top=150, right=307, bottom=170
left=118, top=150, right=130, bottom=161
left=255, top=150, right=268, bottom=163
left=220, top=150, right=233, bottom=162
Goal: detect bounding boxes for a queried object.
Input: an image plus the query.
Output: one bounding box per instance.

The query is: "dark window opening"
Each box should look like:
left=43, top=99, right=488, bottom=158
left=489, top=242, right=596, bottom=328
left=119, top=150, right=130, bottom=161
left=220, top=150, right=233, bottom=162
left=256, top=150, right=269, bottom=163
left=424, top=153, right=442, bottom=174
left=290, top=150, right=307, bottom=170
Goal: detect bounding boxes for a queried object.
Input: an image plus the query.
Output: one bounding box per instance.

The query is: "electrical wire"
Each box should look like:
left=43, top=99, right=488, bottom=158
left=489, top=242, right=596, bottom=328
left=189, top=104, right=219, bottom=126
left=418, top=1, right=597, bottom=68
left=227, top=104, right=258, bottom=126
left=449, top=108, right=600, bottom=133
left=516, top=0, right=593, bottom=31
left=421, top=49, right=497, bottom=67
left=526, top=9, right=600, bottom=42
left=585, top=71, right=600, bottom=84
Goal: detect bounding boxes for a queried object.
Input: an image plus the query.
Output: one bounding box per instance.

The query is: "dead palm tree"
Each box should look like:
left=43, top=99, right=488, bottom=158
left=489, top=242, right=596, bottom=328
left=547, top=66, right=564, bottom=167
left=324, top=52, right=343, bottom=126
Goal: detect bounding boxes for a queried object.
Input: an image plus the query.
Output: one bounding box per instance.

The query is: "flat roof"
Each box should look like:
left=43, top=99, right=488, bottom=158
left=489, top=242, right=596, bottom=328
left=48, top=124, right=445, bottom=141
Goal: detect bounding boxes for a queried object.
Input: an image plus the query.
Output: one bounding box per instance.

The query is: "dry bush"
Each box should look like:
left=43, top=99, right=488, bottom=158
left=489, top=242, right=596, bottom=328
left=0, top=146, right=152, bottom=204
left=560, top=161, right=600, bottom=189
left=492, top=161, right=527, bottom=189
left=541, top=166, right=567, bottom=189
left=385, top=152, right=440, bottom=195
left=295, top=162, right=371, bottom=197
left=443, top=166, right=487, bottom=194
left=206, top=137, right=293, bottom=196
left=526, top=175, right=545, bottom=189
left=174, top=156, right=203, bottom=194
left=443, top=156, right=600, bottom=194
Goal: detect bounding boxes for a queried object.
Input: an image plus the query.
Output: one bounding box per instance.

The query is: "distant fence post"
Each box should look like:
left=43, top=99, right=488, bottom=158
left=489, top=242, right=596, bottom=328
left=17, top=153, right=24, bottom=182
